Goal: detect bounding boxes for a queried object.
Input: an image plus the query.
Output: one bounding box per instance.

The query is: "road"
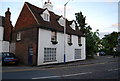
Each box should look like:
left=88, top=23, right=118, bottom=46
left=2, top=56, right=120, bottom=80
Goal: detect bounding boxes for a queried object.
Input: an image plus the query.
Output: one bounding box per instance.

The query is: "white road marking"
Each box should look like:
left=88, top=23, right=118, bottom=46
left=32, top=72, right=92, bottom=79
left=108, top=68, right=120, bottom=71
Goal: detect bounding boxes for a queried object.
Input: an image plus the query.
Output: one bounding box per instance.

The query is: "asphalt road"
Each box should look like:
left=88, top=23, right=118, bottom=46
left=2, top=56, right=120, bottom=80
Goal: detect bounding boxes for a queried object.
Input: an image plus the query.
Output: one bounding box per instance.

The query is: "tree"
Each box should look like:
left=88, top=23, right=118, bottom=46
left=75, top=11, right=100, bottom=58
left=86, top=29, right=100, bottom=58
left=100, top=32, right=118, bottom=55
left=75, top=11, right=87, bottom=33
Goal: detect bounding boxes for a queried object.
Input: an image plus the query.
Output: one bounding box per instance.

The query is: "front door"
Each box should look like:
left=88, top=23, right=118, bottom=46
left=28, top=47, right=33, bottom=65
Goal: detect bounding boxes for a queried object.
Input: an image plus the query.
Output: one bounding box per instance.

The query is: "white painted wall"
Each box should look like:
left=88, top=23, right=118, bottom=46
left=0, top=41, right=2, bottom=53
left=0, top=26, right=4, bottom=41
left=37, top=28, right=86, bottom=65
left=0, top=26, right=9, bottom=53
left=0, top=41, right=9, bottom=52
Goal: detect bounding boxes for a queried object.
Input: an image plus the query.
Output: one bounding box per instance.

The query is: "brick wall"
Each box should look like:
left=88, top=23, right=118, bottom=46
left=4, top=8, right=13, bottom=41
left=14, top=3, right=38, bottom=30
left=12, top=3, right=40, bottom=65
left=13, top=28, right=38, bottom=65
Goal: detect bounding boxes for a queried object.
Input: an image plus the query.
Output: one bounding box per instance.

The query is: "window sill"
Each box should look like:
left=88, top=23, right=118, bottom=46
left=44, top=60, right=57, bottom=63
left=68, top=42, right=73, bottom=46
left=78, top=43, right=82, bottom=46
left=51, top=41, right=58, bottom=45
left=16, top=39, right=21, bottom=42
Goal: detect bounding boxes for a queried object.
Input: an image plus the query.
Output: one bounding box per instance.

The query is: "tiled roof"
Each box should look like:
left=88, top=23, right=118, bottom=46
left=24, top=2, right=84, bottom=36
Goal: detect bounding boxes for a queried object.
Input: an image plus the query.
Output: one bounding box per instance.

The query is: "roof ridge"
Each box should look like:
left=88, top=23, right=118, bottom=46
left=25, top=2, right=43, bottom=11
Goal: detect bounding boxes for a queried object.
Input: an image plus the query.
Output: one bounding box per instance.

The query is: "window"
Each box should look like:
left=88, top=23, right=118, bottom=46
left=51, top=31, right=58, bottom=44
left=78, top=36, right=82, bottom=46
left=58, top=17, right=65, bottom=27
left=16, top=32, right=21, bottom=41
left=68, top=34, right=72, bottom=45
left=75, top=49, right=81, bottom=59
left=70, top=21, right=76, bottom=30
left=44, top=48, right=56, bottom=62
left=44, top=13, right=50, bottom=21
left=41, top=9, right=50, bottom=22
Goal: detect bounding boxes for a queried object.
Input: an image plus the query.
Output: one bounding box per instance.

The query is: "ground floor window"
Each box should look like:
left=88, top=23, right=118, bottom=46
left=75, top=49, right=81, bottom=59
left=44, top=48, right=56, bottom=62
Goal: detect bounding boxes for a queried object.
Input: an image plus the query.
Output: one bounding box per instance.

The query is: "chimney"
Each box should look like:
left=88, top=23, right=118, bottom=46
left=4, top=8, right=13, bottom=42
left=5, top=8, right=11, bottom=21
left=43, top=0, right=53, bottom=11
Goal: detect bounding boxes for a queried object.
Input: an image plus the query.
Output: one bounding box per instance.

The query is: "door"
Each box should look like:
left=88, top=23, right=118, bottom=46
left=28, top=47, right=33, bottom=65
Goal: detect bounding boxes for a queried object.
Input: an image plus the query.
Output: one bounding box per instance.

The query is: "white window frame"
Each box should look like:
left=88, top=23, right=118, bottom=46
left=51, top=31, right=57, bottom=42
left=68, top=34, right=72, bottom=43
left=75, top=49, right=81, bottom=59
left=78, top=36, right=81, bottom=44
left=58, top=17, right=65, bottom=27
left=16, top=32, right=21, bottom=41
left=44, top=13, right=50, bottom=21
left=70, top=21, right=76, bottom=30
left=41, top=9, right=50, bottom=22
left=44, top=48, right=56, bottom=62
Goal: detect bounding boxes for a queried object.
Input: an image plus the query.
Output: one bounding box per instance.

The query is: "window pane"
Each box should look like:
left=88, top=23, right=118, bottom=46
left=78, top=36, right=81, bottom=44
left=44, top=48, right=56, bottom=62
left=51, top=31, right=57, bottom=41
left=68, top=35, right=72, bottom=43
left=75, top=49, right=81, bottom=59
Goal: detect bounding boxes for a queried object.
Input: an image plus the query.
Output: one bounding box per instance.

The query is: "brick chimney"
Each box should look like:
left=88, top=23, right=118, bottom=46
left=4, top=8, right=13, bottom=42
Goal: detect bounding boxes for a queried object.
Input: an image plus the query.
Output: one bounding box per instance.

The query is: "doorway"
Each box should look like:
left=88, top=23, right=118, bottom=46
left=28, top=47, right=33, bottom=65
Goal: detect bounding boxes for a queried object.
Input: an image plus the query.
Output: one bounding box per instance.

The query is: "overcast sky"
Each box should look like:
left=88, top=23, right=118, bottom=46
left=0, top=0, right=119, bottom=38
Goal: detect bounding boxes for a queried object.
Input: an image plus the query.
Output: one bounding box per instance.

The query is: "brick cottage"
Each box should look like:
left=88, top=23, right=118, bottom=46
left=12, top=1, right=86, bottom=66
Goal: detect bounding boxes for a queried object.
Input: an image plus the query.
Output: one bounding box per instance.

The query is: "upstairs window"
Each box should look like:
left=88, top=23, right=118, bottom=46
left=58, top=17, right=65, bottom=27
left=16, top=32, right=21, bottom=41
left=41, top=9, right=50, bottom=22
left=78, top=36, right=82, bottom=46
left=51, top=31, right=58, bottom=44
left=44, top=13, right=50, bottom=21
left=68, top=34, right=72, bottom=46
left=70, top=21, right=76, bottom=30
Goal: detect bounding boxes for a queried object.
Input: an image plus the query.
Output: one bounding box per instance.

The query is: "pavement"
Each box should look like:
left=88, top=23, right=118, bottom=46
left=2, top=55, right=119, bottom=72
left=40, top=55, right=119, bottom=68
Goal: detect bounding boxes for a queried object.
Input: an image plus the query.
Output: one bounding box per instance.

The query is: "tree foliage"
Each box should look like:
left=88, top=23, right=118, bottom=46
left=100, top=32, right=118, bottom=55
left=75, top=11, right=100, bottom=58
left=86, top=30, right=100, bottom=58
left=75, top=11, right=87, bottom=33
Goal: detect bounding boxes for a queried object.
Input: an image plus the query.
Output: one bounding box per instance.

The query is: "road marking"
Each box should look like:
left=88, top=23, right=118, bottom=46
left=98, top=62, right=107, bottom=64
left=32, top=72, right=92, bottom=79
left=32, top=75, right=60, bottom=79
left=107, top=56, right=113, bottom=58
left=108, top=68, right=120, bottom=72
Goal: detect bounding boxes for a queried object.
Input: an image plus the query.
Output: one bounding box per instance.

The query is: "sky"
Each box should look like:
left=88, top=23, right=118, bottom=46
left=0, top=0, right=119, bottom=38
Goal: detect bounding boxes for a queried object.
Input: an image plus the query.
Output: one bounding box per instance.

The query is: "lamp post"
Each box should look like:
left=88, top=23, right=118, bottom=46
left=64, top=0, right=71, bottom=64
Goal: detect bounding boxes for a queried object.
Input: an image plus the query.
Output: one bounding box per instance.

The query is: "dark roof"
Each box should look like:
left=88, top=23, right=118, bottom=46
left=24, top=2, right=84, bottom=36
